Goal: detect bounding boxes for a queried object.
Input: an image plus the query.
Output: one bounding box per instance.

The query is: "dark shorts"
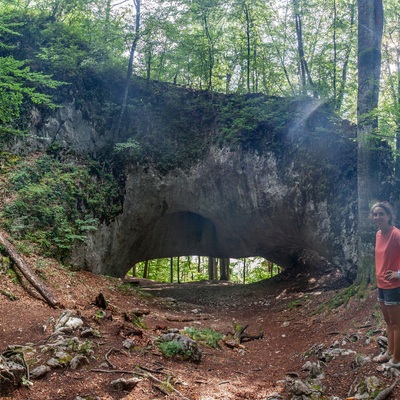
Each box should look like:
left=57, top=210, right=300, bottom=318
left=378, top=287, right=400, bottom=306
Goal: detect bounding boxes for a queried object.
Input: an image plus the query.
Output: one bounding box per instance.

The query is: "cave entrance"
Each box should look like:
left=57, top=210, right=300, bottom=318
left=126, top=256, right=282, bottom=285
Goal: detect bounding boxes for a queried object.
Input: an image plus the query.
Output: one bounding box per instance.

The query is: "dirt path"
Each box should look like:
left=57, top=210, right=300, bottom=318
left=0, top=266, right=397, bottom=399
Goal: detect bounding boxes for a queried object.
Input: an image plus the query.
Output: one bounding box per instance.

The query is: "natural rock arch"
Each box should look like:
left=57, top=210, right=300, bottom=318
left=28, top=80, right=359, bottom=285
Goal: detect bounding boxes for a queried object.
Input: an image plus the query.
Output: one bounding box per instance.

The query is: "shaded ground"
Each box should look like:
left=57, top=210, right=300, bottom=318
left=0, top=259, right=397, bottom=400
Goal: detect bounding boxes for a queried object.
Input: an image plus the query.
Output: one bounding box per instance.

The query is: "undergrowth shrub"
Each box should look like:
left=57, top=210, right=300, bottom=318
left=157, top=340, right=194, bottom=360
left=0, top=153, right=122, bottom=260
left=183, top=327, right=223, bottom=349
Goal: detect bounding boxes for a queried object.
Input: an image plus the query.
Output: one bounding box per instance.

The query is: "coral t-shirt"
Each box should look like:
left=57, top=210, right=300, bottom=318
left=375, top=226, right=400, bottom=289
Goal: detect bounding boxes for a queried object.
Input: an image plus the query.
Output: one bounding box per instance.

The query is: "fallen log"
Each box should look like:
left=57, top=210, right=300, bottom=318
left=0, top=232, right=61, bottom=308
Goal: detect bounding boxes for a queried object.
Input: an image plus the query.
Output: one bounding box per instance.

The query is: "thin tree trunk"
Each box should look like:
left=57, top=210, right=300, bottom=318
left=177, top=256, right=180, bottom=283
left=336, top=0, right=356, bottom=111
left=203, top=14, right=214, bottom=90
left=243, top=2, right=251, bottom=93
left=142, top=260, right=149, bottom=279
left=265, top=20, right=295, bottom=95
left=113, top=0, right=141, bottom=138
left=0, top=233, right=60, bottom=308
left=293, top=3, right=317, bottom=97
left=208, top=257, right=216, bottom=280
left=170, top=257, right=174, bottom=283
left=333, top=0, right=338, bottom=101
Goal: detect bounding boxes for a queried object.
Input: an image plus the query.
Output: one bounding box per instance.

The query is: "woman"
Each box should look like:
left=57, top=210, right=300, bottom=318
left=371, top=201, right=400, bottom=370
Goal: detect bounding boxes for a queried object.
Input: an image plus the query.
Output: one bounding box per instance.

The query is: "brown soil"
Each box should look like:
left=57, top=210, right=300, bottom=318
left=0, top=260, right=397, bottom=400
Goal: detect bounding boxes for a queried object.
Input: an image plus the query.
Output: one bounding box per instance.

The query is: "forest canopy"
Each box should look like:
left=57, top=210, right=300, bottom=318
left=0, top=0, right=398, bottom=135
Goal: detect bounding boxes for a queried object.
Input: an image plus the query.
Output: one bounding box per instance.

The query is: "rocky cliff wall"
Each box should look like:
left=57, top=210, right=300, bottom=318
left=71, top=144, right=357, bottom=284
left=26, top=83, right=359, bottom=285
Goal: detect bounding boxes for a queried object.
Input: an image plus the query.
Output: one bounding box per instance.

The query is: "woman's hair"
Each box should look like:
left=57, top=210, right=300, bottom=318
left=371, top=201, right=395, bottom=225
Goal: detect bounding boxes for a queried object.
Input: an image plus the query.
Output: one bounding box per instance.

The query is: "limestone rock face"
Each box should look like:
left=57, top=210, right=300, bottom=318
left=27, top=104, right=108, bottom=153
left=71, top=144, right=357, bottom=283
left=26, top=86, right=359, bottom=285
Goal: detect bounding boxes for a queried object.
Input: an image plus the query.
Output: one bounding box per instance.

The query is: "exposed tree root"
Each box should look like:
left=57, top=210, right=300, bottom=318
left=91, top=367, right=192, bottom=399
left=232, top=322, right=264, bottom=343
left=373, top=378, right=400, bottom=400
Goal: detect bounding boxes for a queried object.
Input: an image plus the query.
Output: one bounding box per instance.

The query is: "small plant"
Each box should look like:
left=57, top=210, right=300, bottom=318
left=158, top=340, right=193, bottom=360
left=6, top=268, right=21, bottom=285
left=94, top=310, right=106, bottom=320
left=130, top=315, right=146, bottom=329
left=183, top=327, right=223, bottom=349
left=287, top=299, right=304, bottom=310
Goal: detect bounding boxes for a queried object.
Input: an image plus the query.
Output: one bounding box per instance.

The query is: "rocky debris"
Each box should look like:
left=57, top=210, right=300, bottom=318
left=285, top=371, right=321, bottom=397
left=0, top=353, right=26, bottom=395
left=158, top=333, right=202, bottom=363
left=70, top=355, right=89, bottom=370
left=284, top=333, right=400, bottom=399
left=46, top=358, right=62, bottom=368
left=30, top=365, right=51, bottom=379
left=122, top=339, right=135, bottom=350
left=54, top=309, right=84, bottom=334
left=301, top=361, right=324, bottom=379
left=111, top=377, right=141, bottom=392
left=80, top=327, right=101, bottom=338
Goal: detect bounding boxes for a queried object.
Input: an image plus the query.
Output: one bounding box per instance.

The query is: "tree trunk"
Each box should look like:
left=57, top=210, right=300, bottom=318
left=395, top=42, right=400, bottom=174
left=336, top=0, right=356, bottom=111
left=219, top=258, right=230, bottom=281
left=293, top=0, right=317, bottom=98
left=0, top=233, right=60, bottom=308
left=357, top=0, right=384, bottom=284
left=208, top=257, right=217, bottom=280
left=142, top=260, right=149, bottom=279
left=243, top=1, right=251, bottom=93
left=203, top=14, right=214, bottom=90
left=113, top=0, right=141, bottom=138
left=170, top=257, right=174, bottom=283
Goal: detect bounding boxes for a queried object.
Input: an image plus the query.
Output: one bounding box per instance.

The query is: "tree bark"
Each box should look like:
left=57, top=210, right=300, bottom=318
left=243, top=1, right=251, bottom=93
left=335, top=0, right=356, bottom=111
left=219, top=258, right=230, bottom=281
left=208, top=257, right=217, bottom=280
left=113, top=0, right=141, bottom=138
left=142, top=260, right=149, bottom=279
left=357, top=0, right=384, bottom=283
left=0, top=233, right=60, bottom=308
left=294, top=10, right=317, bottom=98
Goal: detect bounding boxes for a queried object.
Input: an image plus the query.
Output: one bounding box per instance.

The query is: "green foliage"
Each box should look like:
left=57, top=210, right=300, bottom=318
left=113, top=139, right=143, bottom=162
left=157, top=340, right=193, bottom=360
left=6, top=267, right=21, bottom=285
left=183, top=327, right=223, bottom=349
left=130, top=315, right=146, bottom=329
left=0, top=154, right=122, bottom=260
left=0, top=56, right=64, bottom=125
